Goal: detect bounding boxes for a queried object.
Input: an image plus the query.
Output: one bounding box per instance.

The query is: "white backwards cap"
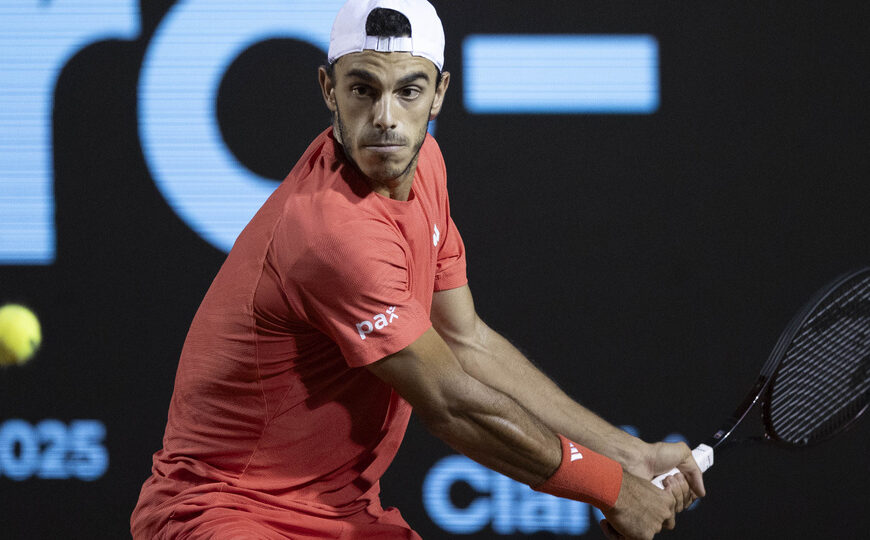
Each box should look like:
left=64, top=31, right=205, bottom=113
left=328, top=0, right=445, bottom=71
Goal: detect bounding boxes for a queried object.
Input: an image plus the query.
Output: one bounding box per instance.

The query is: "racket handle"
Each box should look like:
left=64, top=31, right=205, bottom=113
left=651, top=444, right=714, bottom=489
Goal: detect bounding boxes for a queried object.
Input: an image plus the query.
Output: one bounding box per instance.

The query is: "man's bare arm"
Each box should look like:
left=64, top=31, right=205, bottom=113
left=367, top=304, right=693, bottom=539
left=429, top=287, right=645, bottom=462
left=430, top=285, right=705, bottom=494
left=367, top=326, right=561, bottom=486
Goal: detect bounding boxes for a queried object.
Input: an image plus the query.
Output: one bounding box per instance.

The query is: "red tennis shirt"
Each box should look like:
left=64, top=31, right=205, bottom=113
left=131, top=128, right=467, bottom=539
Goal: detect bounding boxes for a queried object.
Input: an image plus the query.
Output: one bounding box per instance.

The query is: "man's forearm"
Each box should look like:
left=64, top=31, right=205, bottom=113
left=370, top=327, right=563, bottom=487
left=452, top=320, right=647, bottom=469
left=419, top=372, right=563, bottom=487
left=416, top=362, right=624, bottom=511
left=374, top=323, right=633, bottom=511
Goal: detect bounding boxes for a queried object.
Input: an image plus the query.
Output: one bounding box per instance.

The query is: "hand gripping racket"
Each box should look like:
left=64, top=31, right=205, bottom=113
left=653, top=267, right=870, bottom=488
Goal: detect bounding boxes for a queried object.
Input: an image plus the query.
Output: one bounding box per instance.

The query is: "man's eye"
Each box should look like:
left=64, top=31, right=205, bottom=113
left=351, top=86, right=371, bottom=97
left=400, top=87, right=421, bottom=99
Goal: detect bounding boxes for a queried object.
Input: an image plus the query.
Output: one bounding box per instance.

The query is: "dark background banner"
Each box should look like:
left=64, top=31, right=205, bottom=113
left=1, top=1, right=868, bottom=538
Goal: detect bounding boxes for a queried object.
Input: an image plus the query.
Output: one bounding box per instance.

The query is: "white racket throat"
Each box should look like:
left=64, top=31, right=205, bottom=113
left=651, top=444, right=714, bottom=489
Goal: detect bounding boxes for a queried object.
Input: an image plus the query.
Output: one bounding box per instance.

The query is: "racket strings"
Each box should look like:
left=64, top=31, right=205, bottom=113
left=768, top=274, right=870, bottom=445
left=771, top=338, right=868, bottom=442
left=773, top=353, right=868, bottom=442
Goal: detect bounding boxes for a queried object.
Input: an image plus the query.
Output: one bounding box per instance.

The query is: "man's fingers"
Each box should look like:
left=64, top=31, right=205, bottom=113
left=678, top=446, right=706, bottom=498
left=683, top=463, right=706, bottom=498
left=661, top=475, right=679, bottom=531
left=664, top=472, right=692, bottom=512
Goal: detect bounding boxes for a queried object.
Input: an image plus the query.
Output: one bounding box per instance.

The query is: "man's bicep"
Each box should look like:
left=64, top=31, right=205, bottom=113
left=367, top=327, right=469, bottom=419
left=430, top=285, right=482, bottom=348
left=431, top=286, right=531, bottom=397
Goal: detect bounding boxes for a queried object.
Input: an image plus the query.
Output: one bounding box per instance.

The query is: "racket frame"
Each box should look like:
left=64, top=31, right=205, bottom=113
left=708, top=268, right=870, bottom=451
left=760, top=267, right=870, bottom=445
left=654, top=268, right=870, bottom=489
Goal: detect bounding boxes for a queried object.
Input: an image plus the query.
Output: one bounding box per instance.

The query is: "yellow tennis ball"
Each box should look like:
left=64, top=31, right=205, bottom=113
left=0, top=304, right=42, bottom=366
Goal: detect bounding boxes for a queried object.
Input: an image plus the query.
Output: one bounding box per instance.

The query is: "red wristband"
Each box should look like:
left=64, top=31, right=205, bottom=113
left=532, top=434, right=623, bottom=511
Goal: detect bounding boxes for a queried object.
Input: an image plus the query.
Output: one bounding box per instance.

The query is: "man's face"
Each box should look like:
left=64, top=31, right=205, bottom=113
left=319, top=51, right=449, bottom=195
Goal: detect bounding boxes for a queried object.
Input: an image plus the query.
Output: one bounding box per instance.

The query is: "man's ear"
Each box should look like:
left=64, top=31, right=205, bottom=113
left=318, top=66, right=338, bottom=113
left=429, top=71, right=451, bottom=121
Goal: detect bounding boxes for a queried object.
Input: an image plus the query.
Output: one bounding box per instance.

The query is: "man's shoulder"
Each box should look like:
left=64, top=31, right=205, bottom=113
left=276, top=188, right=396, bottom=259
left=283, top=210, right=405, bottom=294
left=281, top=127, right=339, bottom=185
left=275, top=131, right=370, bottom=223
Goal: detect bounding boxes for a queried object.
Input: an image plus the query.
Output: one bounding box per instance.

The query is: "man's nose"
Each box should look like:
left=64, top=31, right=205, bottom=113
left=373, top=95, right=397, bottom=131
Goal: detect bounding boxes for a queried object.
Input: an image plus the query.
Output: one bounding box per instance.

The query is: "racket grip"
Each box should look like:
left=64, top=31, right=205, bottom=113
left=651, top=444, right=714, bottom=489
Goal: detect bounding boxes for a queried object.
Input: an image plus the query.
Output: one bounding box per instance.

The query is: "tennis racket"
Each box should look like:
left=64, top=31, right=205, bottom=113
left=653, top=267, right=870, bottom=488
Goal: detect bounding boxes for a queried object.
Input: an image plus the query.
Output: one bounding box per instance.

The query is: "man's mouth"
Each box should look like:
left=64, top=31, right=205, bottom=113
left=363, top=143, right=404, bottom=154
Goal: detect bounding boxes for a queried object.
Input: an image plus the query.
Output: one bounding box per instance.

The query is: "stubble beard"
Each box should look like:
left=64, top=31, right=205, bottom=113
left=334, top=105, right=430, bottom=186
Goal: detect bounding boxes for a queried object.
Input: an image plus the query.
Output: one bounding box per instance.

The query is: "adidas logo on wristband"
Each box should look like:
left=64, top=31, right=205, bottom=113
left=569, top=442, right=583, bottom=461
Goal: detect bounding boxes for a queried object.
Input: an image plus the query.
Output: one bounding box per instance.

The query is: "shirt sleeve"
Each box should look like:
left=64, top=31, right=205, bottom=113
left=431, top=139, right=467, bottom=292
left=434, top=214, right=467, bottom=291
left=285, top=218, right=432, bottom=368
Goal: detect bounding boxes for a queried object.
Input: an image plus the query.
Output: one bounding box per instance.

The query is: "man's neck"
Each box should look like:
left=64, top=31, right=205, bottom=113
left=370, top=158, right=417, bottom=201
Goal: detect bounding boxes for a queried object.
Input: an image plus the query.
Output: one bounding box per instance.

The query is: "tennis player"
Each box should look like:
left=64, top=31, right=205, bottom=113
left=131, top=1, right=705, bottom=538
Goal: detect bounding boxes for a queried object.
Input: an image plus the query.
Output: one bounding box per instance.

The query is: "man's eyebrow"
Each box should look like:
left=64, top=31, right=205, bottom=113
left=397, top=71, right=431, bottom=86
left=343, top=69, right=431, bottom=86
left=345, top=69, right=376, bottom=82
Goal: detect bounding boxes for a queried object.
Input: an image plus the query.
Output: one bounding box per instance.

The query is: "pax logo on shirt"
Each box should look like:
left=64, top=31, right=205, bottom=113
left=356, top=306, right=398, bottom=340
